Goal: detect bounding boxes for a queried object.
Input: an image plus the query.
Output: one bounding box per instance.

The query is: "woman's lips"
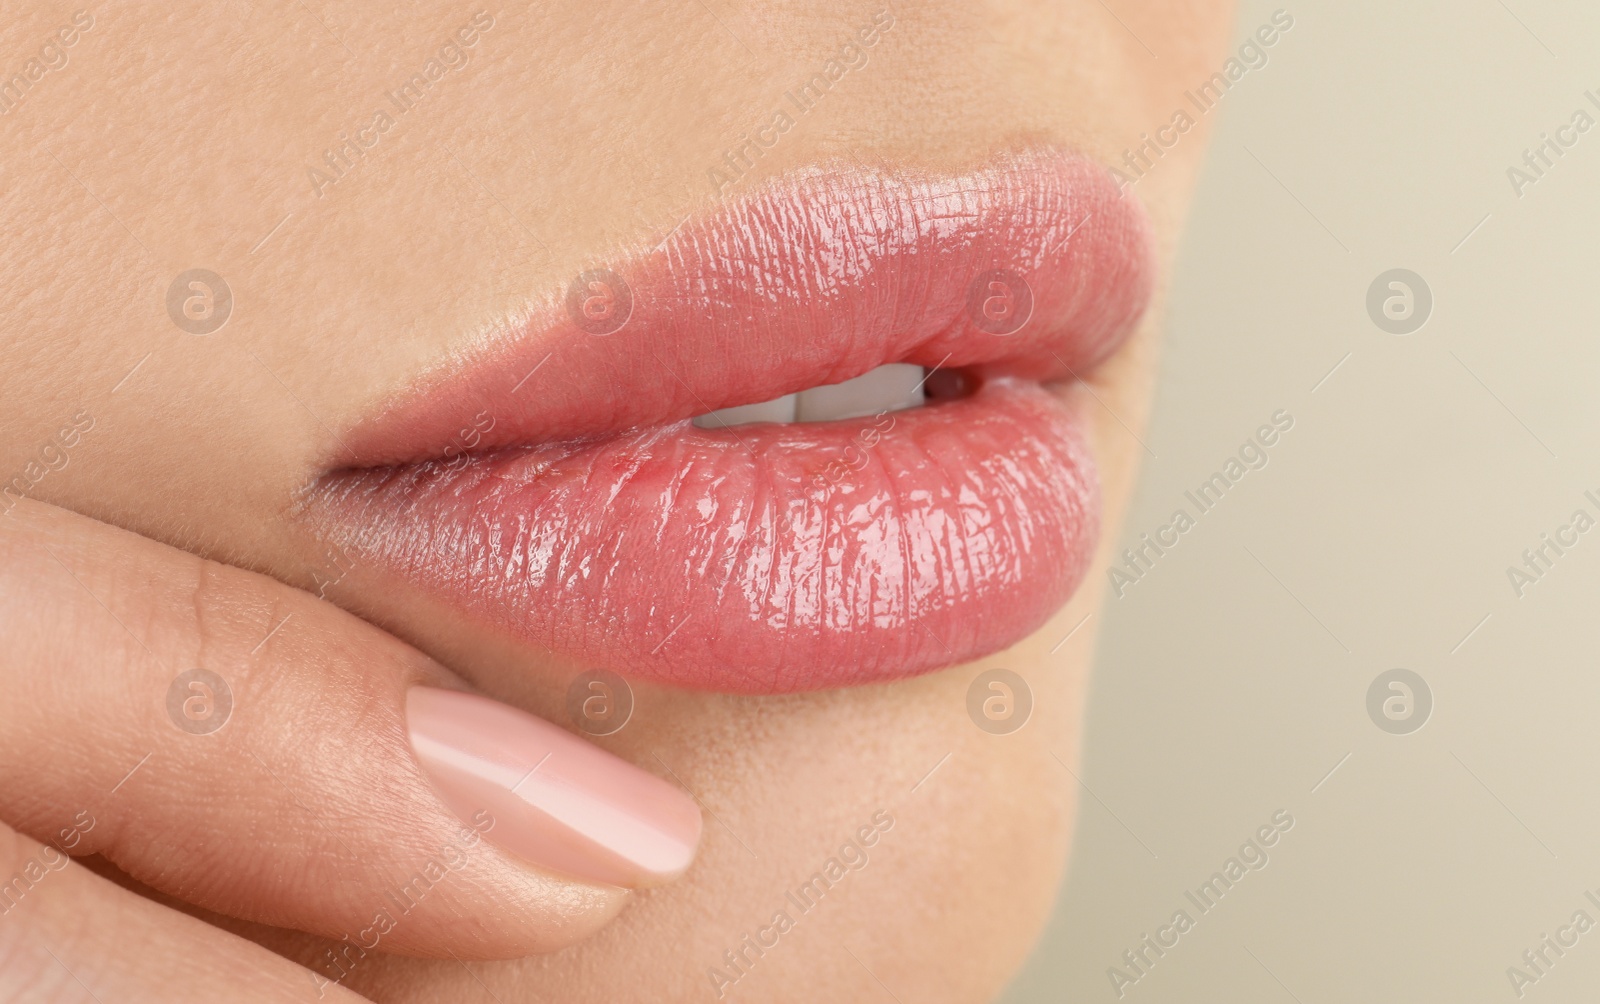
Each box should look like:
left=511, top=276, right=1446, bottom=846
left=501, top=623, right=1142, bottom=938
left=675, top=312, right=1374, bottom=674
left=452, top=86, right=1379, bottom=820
left=305, top=147, right=1154, bottom=694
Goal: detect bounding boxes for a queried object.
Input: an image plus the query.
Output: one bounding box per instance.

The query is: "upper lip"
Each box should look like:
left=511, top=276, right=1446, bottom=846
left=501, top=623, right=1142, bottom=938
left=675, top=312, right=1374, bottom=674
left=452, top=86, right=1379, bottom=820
left=307, top=146, right=1154, bottom=694
left=340, top=146, right=1152, bottom=468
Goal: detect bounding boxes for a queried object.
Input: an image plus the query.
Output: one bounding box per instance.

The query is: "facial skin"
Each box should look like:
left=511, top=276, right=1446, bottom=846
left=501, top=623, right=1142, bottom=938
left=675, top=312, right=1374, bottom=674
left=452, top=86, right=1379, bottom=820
left=0, top=2, right=1233, bottom=1001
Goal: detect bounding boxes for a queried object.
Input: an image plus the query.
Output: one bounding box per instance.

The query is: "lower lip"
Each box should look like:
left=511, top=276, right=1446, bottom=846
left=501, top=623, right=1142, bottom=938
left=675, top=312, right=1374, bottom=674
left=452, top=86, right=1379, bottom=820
left=312, top=378, right=1098, bottom=693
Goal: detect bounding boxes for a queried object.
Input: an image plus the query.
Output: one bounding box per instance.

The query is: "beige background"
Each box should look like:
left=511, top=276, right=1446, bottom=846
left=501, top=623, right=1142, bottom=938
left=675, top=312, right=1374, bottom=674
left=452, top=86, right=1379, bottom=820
left=1002, top=1, right=1600, bottom=1000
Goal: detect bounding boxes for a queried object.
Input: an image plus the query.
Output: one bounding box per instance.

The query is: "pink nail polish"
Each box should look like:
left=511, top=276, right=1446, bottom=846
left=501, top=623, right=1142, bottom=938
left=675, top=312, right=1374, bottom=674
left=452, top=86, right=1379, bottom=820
left=406, top=687, right=702, bottom=888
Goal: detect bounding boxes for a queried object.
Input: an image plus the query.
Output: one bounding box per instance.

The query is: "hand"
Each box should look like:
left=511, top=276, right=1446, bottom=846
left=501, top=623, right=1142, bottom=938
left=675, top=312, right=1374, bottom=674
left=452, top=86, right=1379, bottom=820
left=0, top=499, right=700, bottom=1001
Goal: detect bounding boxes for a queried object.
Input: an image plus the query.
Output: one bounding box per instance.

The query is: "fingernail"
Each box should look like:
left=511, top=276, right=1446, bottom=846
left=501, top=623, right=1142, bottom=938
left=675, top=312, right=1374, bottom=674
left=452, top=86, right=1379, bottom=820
left=405, top=687, right=702, bottom=888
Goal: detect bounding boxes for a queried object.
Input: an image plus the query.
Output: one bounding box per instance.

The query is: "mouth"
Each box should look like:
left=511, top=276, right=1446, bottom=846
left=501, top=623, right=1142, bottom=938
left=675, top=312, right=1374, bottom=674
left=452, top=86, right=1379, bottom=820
left=303, top=147, right=1153, bottom=694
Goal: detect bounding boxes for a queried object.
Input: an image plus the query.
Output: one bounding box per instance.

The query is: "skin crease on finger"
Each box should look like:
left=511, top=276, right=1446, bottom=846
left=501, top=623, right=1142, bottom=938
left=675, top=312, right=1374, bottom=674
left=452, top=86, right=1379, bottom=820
left=0, top=1, right=1234, bottom=1001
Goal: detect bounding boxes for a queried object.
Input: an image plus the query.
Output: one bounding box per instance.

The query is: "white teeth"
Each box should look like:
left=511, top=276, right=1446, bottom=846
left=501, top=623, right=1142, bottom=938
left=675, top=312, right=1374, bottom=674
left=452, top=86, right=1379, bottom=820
left=690, top=394, right=796, bottom=429
left=692, top=364, right=926, bottom=429
left=795, top=363, right=925, bottom=422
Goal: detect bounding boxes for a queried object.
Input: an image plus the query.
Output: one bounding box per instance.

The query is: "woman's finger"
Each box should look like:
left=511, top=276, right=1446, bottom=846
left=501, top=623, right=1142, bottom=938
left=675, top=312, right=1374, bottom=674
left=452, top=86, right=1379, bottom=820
left=0, top=821, right=370, bottom=1003
left=0, top=499, right=701, bottom=964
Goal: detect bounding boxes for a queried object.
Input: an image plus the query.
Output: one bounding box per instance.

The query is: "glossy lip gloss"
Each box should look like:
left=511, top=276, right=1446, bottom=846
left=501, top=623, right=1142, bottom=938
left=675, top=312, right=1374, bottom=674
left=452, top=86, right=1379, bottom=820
left=303, top=147, right=1154, bottom=694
